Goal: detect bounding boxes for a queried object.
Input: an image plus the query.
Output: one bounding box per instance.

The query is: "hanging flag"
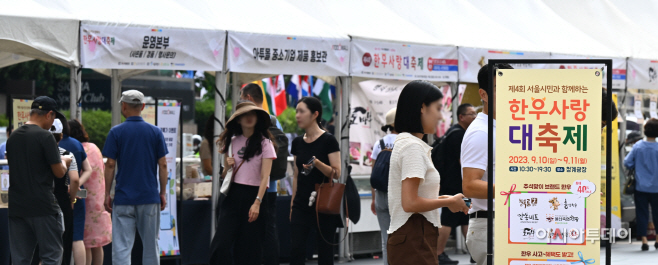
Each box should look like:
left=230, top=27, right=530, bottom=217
left=274, top=75, right=288, bottom=116
left=262, top=77, right=275, bottom=114
left=287, top=75, right=301, bottom=106
left=301, top=76, right=311, bottom=97
left=251, top=80, right=270, bottom=114
left=313, top=78, right=334, bottom=122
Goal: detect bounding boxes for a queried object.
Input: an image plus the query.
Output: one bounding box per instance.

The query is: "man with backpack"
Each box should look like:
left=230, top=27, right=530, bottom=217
left=240, top=83, right=289, bottom=265
left=369, top=108, right=397, bottom=265
left=431, top=103, right=477, bottom=264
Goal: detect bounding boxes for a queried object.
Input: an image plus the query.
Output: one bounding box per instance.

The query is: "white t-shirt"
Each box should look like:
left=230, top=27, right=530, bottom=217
left=460, top=112, right=495, bottom=214
left=387, top=133, right=441, bottom=234
left=370, top=134, right=397, bottom=160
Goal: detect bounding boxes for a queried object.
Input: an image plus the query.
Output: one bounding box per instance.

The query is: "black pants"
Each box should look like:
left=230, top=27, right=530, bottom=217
left=289, top=209, right=338, bottom=265
left=32, top=193, right=72, bottom=265
left=210, top=183, right=265, bottom=265
left=634, top=190, right=658, bottom=237
left=262, top=191, right=279, bottom=265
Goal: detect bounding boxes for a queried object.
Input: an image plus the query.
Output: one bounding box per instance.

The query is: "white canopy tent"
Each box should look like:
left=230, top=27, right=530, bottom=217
left=541, top=0, right=658, bottom=60
left=0, top=0, right=81, bottom=120
left=607, top=0, right=658, bottom=90
left=285, top=0, right=460, bottom=255
left=287, top=0, right=458, bottom=81
left=177, top=0, right=352, bottom=246
left=0, top=0, right=79, bottom=67
left=468, top=0, right=621, bottom=58
left=467, top=0, right=627, bottom=89
left=61, top=0, right=226, bottom=123
left=377, top=0, right=553, bottom=83
left=0, top=53, right=32, bottom=69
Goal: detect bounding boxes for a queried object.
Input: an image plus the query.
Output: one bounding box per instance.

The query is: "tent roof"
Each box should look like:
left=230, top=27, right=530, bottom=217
left=468, top=0, right=621, bottom=58
left=541, top=0, right=658, bottom=59
left=179, top=0, right=347, bottom=40
left=285, top=0, right=444, bottom=45
left=378, top=0, right=544, bottom=53
left=66, top=0, right=217, bottom=30
left=0, top=0, right=79, bottom=66
left=608, top=0, right=658, bottom=59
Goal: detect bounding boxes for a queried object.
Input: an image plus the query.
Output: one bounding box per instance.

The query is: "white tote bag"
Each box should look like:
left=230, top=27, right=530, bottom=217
left=220, top=144, right=233, bottom=195
left=219, top=143, right=245, bottom=195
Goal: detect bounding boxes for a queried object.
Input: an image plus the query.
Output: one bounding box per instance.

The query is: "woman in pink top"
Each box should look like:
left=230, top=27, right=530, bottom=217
left=68, top=120, right=112, bottom=265
left=209, top=101, right=277, bottom=265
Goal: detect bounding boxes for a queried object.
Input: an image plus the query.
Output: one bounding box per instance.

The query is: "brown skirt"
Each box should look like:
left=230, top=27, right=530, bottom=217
left=387, top=213, right=439, bottom=265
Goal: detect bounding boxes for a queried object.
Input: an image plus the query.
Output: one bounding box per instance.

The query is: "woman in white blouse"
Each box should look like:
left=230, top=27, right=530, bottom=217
left=387, top=80, right=470, bottom=265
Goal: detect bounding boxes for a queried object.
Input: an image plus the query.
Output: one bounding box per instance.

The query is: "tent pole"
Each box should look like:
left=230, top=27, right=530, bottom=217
left=232, top=73, right=239, bottom=113
left=69, top=66, right=82, bottom=121
left=210, top=69, right=227, bottom=240
left=337, top=76, right=352, bottom=261
left=111, top=69, right=121, bottom=127
left=451, top=82, right=459, bottom=126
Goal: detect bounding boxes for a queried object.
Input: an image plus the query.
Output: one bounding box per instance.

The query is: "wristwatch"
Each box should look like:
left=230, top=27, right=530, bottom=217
left=256, top=196, right=262, bottom=203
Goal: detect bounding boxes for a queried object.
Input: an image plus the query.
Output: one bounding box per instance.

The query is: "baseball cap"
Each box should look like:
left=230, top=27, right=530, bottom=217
left=119, top=90, right=145, bottom=104
left=50, top=119, right=63, bottom=134
left=385, top=108, right=397, bottom=126
left=31, top=96, right=65, bottom=119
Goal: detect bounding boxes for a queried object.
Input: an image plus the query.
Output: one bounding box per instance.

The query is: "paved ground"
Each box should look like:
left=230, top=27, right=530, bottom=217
left=283, top=240, right=658, bottom=264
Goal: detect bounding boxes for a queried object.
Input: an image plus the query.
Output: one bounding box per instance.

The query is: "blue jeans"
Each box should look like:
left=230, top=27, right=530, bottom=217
left=375, top=190, right=390, bottom=265
left=112, top=204, right=161, bottom=265
left=634, top=190, right=658, bottom=237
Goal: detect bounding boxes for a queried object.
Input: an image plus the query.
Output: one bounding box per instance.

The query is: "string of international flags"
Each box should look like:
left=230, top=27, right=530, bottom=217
left=248, top=75, right=336, bottom=122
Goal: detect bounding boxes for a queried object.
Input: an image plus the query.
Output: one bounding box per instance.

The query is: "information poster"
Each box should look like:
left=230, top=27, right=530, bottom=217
left=496, top=69, right=602, bottom=265
left=156, top=101, right=181, bottom=256
left=12, top=98, right=32, bottom=129
left=349, top=79, right=406, bottom=175
left=601, top=94, right=621, bottom=231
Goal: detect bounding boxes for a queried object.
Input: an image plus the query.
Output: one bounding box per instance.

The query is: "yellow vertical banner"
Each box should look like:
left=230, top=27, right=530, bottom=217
left=12, top=98, right=32, bottom=129
left=601, top=94, right=621, bottom=230
left=141, top=104, right=156, bottom=125
left=496, top=69, right=602, bottom=265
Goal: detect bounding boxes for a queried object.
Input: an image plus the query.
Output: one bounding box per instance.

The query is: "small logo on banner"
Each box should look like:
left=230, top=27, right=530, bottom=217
left=332, top=44, right=348, bottom=51
left=362, top=53, right=372, bottom=67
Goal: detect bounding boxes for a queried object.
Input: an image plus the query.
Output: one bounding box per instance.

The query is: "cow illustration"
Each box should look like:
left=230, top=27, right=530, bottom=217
left=549, top=197, right=560, bottom=211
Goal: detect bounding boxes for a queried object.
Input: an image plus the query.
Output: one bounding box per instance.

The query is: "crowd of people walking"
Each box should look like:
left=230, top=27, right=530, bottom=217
left=6, top=63, right=629, bottom=265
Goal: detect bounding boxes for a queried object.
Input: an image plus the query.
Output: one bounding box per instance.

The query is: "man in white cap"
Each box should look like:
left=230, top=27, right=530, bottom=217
left=369, top=108, right=397, bottom=265
left=103, top=90, right=168, bottom=264
left=6, top=96, right=72, bottom=265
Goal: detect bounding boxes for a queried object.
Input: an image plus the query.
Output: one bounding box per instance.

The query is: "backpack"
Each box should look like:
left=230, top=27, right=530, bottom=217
left=269, top=116, right=289, bottom=180
left=431, top=127, right=464, bottom=191
left=370, top=139, right=392, bottom=192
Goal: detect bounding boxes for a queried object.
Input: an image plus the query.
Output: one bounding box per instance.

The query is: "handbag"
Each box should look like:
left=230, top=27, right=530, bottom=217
left=314, top=168, right=349, bottom=245
left=315, top=168, right=345, bottom=215
left=220, top=143, right=245, bottom=195
left=623, top=169, right=636, bottom=195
